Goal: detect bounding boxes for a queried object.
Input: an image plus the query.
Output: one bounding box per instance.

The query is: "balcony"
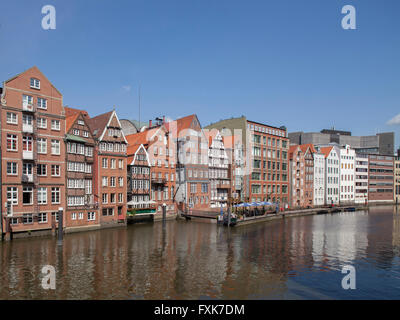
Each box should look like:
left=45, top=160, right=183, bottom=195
left=21, top=174, right=34, bottom=183
left=151, top=178, right=166, bottom=185
left=22, top=150, right=34, bottom=160
left=216, top=183, right=230, bottom=189
left=22, top=103, right=35, bottom=112
left=22, top=123, right=34, bottom=133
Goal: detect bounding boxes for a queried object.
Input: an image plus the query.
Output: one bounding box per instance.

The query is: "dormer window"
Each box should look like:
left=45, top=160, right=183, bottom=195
left=30, top=78, right=40, bottom=89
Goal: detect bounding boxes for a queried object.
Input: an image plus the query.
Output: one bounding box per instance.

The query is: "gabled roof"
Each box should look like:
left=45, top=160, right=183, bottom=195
left=289, top=145, right=301, bottom=160
left=299, top=143, right=316, bottom=155
left=125, top=126, right=164, bottom=151
left=4, top=66, right=62, bottom=97
left=127, top=144, right=150, bottom=166
left=87, top=110, right=113, bottom=139
left=66, top=113, right=80, bottom=133
left=320, top=146, right=334, bottom=158
left=204, top=128, right=220, bottom=148
left=64, top=106, right=89, bottom=118
left=164, top=114, right=203, bottom=138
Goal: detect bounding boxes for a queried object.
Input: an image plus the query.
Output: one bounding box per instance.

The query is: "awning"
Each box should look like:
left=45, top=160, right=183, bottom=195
left=127, top=200, right=157, bottom=206
left=66, top=134, right=87, bottom=143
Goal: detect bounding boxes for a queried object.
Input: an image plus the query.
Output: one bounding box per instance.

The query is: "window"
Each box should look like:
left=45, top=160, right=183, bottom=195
left=79, top=212, right=84, bottom=220
left=118, top=193, right=123, bottom=203
left=38, top=187, right=47, bottom=204
left=102, top=158, right=108, bottom=168
left=23, top=214, right=33, bottom=224
left=37, top=164, right=47, bottom=176
left=78, top=120, right=84, bottom=126
left=51, top=139, right=60, bottom=155
left=37, top=98, right=47, bottom=109
left=118, top=177, right=123, bottom=187
left=51, top=120, right=60, bottom=131
left=102, top=176, right=108, bottom=187
left=51, top=187, right=60, bottom=204
left=102, top=193, right=108, bottom=204
left=88, top=212, right=96, bottom=221
left=30, top=78, right=40, bottom=89
left=22, top=187, right=33, bottom=205
left=7, top=162, right=17, bottom=175
left=83, top=131, right=89, bottom=137
left=51, top=165, right=60, bottom=176
left=72, top=212, right=77, bottom=220
left=38, top=213, right=47, bottom=223
left=111, top=159, right=116, bottom=169
left=119, top=159, right=123, bottom=169
left=23, top=136, right=33, bottom=151
left=22, top=95, right=33, bottom=106
left=37, top=138, right=47, bottom=154
left=7, top=134, right=17, bottom=151
left=37, top=117, right=47, bottom=128
left=7, top=187, right=18, bottom=205
left=73, top=129, right=79, bottom=136
left=110, top=193, right=116, bottom=203
left=110, top=177, right=116, bottom=187
left=6, top=112, right=17, bottom=124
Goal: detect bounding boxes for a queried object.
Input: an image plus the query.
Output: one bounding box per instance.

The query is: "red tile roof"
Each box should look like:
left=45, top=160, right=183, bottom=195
left=289, top=145, right=300, bottom=160
left=320, top=146, right=333, bottom=158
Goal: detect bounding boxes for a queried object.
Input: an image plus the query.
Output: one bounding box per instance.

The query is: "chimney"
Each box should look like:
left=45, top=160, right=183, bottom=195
left=163, top=115, right=166, bottom=124
left=149, top=120, right=152, bottom=128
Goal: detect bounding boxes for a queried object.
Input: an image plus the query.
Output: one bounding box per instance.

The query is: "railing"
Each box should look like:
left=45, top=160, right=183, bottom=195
left=22, top=103, right=35, bottom=112
left=22, top=123, right=34, bottom=133
left=22, top=150, right=34, bottom=160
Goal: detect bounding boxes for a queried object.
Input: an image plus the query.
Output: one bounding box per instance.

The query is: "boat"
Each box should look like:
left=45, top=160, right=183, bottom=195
left=223, top=213, right=237, bottom=226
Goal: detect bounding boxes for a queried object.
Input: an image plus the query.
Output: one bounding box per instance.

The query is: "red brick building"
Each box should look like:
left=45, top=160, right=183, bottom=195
left=166, top=115, right=210, bottom=211
left=0, top=66, right=66, bottom=238
left=64, top=107, right=99, bottom=232
left=88, top=110, right=127, bottom=227
left=126, top=124, right=176, bottom=215
left=205, top=117, right=289, bottom=206
left=289, top=144, right=314, bottom=208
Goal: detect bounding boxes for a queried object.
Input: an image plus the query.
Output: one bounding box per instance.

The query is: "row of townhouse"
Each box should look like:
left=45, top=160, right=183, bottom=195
left=0, top=67, right=127, bottom=239
left=288, top=142, right=397, bottom=208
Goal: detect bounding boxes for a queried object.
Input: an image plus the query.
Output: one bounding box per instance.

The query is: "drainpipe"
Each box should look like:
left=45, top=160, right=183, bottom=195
left=0, top=83, right=5, bottom=240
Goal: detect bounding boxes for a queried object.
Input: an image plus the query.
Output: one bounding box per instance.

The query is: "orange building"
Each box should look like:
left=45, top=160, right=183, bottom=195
left=88, top=110, right=127, bottom=227
left=0, top=66, right=66, bottom=238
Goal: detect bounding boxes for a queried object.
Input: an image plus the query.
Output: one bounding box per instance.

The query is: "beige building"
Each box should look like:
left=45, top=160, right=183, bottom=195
left=395, top=157, right=400, bottom=204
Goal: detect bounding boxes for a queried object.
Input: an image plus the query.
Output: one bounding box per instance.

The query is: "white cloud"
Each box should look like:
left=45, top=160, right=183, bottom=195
left=122, top=85, right=131, bottom=92
left=387, top=114, right=400, bottom=125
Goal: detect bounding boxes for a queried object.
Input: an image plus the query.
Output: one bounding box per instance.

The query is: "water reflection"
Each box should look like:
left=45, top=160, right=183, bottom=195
left=0, top=207, right=399, bottom=299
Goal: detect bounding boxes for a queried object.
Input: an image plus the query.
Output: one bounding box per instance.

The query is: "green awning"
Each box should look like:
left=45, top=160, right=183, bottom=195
left=66, top=134, right=87, bottom=143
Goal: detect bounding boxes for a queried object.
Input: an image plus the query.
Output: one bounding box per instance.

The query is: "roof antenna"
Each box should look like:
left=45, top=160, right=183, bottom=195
left=138, top=83, right=141, bottom=127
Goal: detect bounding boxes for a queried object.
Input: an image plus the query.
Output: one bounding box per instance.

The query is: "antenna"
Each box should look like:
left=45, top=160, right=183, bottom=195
left=138, top=83, right=141, bottom=126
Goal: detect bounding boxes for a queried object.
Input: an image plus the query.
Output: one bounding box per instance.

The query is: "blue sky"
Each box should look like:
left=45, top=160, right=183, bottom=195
left=1, top=0, right=399, bottom=150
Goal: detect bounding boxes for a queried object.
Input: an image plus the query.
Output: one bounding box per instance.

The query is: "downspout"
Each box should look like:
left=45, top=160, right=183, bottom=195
left=0, top=82, right=6, bottom=240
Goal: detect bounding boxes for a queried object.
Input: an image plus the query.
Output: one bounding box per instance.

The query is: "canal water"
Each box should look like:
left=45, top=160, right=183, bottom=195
left=1, top=205, right=400, bottom=299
